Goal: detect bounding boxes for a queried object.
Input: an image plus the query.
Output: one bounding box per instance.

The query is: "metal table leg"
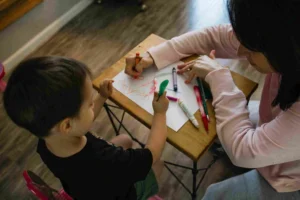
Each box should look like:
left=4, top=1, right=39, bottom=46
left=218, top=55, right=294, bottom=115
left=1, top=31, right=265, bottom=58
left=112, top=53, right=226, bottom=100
left=103, top=102, right=218, bottom=199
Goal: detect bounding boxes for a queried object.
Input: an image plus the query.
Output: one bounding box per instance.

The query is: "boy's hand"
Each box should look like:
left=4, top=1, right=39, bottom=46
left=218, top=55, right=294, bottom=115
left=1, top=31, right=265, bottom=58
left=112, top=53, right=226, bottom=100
left=125, top=52, right=154, bottom=77
left=152, top=91, right=169, bottom=114
left=99, top=79, right=114, bottom=98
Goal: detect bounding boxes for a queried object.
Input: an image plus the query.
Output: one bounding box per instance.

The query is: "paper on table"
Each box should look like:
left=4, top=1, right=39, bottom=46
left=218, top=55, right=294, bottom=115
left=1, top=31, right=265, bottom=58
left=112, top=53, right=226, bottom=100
left=113, top=61, right=198, bottom=132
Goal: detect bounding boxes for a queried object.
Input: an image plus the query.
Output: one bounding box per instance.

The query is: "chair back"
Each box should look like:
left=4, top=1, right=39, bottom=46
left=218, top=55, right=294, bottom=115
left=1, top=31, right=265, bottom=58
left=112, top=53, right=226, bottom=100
left=23, top=170, right=72, bottom=200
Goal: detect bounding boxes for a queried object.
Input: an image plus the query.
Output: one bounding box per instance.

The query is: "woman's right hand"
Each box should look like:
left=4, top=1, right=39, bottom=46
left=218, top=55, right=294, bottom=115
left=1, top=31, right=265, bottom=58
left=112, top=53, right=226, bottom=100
left=125, top=52, right=154, bottom=77
left=177, top=50, right=222, bottom=83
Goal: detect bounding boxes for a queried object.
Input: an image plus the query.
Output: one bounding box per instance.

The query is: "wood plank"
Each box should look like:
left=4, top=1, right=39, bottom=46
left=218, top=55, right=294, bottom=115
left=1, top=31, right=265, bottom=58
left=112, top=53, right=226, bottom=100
left=93, top=34, right=258, bottom=161
left=0, top=0, right=19, bottom=11
left=0, top=0, right=43, bottom=31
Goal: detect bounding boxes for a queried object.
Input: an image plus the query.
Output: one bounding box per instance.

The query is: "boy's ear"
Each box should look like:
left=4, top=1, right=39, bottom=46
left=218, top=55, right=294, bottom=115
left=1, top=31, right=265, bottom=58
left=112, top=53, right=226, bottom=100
left=57, top=118, right=72, bottom=135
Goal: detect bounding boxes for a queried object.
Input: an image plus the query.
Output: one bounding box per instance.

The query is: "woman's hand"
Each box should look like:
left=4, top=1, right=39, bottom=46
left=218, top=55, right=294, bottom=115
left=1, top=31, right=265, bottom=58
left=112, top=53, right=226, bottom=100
left=177, top=50, right=222, bottom=83
left=99, top=79, right=114, bottom=99
left=125, top=52, right=154, bottom=77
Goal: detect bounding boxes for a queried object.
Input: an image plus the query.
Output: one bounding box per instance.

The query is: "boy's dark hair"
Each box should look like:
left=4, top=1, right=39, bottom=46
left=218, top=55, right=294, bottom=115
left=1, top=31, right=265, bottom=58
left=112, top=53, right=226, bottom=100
left=3, top=56, right=91, bottom=138
left=228, top=0, right=300, bottom=110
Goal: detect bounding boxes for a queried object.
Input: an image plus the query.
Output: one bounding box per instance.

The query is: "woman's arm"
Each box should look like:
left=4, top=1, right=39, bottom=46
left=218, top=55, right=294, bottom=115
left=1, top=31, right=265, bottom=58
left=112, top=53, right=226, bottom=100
left=205, top=69, right=300, bottom=168
left=148, top=24, right=240, bottom=69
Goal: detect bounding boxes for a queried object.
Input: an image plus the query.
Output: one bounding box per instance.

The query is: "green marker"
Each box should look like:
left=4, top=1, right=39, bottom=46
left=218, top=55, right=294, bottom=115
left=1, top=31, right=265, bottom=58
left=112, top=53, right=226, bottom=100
left=157, top=80, right=169, bottom=101
left=196, top=77, right=209, bottom=121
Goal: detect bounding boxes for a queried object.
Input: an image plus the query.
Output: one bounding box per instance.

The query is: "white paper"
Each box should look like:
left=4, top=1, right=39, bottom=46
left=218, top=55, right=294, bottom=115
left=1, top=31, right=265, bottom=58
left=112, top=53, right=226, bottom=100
left=113, top=62, right=198, bottom=132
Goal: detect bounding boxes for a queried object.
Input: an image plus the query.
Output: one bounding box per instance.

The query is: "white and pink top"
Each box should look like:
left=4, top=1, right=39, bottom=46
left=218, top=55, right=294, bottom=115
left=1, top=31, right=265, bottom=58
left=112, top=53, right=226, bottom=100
left=148, top=24, right=300, bottom=193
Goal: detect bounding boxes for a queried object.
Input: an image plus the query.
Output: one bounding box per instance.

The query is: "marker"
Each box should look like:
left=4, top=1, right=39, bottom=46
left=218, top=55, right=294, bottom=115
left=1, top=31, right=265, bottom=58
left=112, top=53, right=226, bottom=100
left=172, top=67, right=178, bottom=92
left=135, top=53, right=141, bottom=65
left=157, top=80, right=169, bottom=101
left=196, top=77, right=209, bottom=121
left=134, top=53, right=141, bottom=79
left=167, top=96, right=178, bottom=102
left=194, top=86, right=209, bottom=131
left=178, top=99, right=199, bottom=129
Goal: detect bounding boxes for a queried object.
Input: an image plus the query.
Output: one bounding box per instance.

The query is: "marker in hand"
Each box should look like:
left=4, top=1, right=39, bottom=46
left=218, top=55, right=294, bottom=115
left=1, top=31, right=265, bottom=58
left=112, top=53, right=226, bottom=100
left=134, top=53, right=141, bottom=78
left=157, top=80, right=169, bottom=101
left=194, top=86, right=209, bottom=131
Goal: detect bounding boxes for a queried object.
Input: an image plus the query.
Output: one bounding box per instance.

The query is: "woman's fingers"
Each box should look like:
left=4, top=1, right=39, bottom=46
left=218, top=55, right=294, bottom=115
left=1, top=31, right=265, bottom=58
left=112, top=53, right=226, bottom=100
left=177, top=60, right=195, bottom=69
left=177, top=63, right=194, bottom=74
left=185, top=72, right=196, bottom=84
left=135, top=59, right=147, bottom=73
left=209, top=50, right=216, bottom=59
left=125, top=57, right=141, bottom=77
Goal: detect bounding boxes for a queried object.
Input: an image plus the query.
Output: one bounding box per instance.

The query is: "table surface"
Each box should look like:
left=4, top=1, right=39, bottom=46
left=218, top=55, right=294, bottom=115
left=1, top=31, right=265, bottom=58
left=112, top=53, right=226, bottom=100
left=93, top=34, right=258, bottom=161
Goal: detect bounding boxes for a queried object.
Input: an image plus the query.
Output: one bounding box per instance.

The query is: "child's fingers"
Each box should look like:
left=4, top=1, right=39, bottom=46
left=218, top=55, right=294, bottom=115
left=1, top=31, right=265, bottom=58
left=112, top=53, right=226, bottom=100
left=108, top=81, right=113, bottom=92
left=100, top=82, right=105, bottom=90
left=161, top=91, right=168, bottom=100
left=153, top=91, right=158, bottom=100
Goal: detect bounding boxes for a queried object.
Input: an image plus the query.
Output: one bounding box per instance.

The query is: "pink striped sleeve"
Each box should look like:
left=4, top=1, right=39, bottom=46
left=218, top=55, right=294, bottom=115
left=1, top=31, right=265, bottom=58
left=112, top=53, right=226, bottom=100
left=148, top=24, right=240, bottom=69
left=205, top=69, right=300, bottom=168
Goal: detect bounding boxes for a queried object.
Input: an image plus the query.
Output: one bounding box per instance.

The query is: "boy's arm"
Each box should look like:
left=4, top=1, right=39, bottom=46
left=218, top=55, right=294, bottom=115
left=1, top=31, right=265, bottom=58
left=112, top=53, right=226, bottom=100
left=93, top=92, right=107, bottom=120
left=93, top=79, right=113, bottom=120
left=146, top=92, right=169, bottom=164
left=146, top=113, right=167, bottom=164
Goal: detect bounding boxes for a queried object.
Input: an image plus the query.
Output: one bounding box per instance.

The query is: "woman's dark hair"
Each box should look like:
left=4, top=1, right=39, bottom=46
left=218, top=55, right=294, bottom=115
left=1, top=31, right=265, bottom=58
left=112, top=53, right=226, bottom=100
left=3, top=56, right=91, bottom=138
left=228, top=0, right=300, bottom=110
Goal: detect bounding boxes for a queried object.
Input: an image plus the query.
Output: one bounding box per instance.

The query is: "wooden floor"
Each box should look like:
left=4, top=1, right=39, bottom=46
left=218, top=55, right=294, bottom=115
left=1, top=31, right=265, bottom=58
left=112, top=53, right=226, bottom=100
left=0, top=0, right=264, bottom=199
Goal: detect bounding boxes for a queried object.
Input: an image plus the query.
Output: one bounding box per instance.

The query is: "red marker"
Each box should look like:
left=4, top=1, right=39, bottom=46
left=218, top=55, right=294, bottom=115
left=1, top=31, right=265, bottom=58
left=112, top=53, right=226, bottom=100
left=194, top=86, right=209, bottom=131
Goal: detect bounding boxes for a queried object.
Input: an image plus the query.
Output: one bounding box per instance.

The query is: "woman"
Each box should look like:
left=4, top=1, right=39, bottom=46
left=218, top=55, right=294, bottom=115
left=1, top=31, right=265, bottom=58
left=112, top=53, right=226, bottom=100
left=125, top=0, right=300, bottom=199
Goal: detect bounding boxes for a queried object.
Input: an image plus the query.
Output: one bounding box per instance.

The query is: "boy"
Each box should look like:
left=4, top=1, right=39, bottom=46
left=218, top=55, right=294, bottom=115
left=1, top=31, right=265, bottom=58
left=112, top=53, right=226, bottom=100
left=3, top=56, right=169, bottom=200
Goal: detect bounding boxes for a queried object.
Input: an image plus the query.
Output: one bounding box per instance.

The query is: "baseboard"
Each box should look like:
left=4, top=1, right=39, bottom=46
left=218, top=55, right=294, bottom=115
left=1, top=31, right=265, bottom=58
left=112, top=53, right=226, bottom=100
left=3, top=0, right=94, bottom=71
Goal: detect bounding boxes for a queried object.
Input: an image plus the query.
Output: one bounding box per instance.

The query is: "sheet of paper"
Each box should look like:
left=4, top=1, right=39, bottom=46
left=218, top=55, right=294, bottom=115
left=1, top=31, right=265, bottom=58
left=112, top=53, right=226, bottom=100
left=113, top=62, right=199, bottom=132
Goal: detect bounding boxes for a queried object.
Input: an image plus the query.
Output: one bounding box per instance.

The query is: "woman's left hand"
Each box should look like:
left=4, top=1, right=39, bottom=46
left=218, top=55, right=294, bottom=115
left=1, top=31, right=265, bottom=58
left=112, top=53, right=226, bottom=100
left=177, top=50, right=223, bottom=83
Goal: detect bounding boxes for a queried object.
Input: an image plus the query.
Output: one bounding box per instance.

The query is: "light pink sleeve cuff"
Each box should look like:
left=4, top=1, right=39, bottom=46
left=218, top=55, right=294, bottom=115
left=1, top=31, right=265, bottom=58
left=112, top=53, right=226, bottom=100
left=148, top=44, right=180, bottom=70
left=205, top=68, right=238, bottom=99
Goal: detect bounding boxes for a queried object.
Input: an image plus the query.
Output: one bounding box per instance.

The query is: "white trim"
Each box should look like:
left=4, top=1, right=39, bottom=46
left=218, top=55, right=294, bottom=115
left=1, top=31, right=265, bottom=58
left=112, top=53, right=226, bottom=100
left=3, top=0, right=93, bottom=71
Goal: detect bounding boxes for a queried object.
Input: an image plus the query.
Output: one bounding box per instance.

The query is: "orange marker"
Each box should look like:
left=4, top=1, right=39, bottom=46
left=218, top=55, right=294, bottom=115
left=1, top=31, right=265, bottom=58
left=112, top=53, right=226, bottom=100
left=135, top=53, right=141, bottom=65
left=134, top=53, right=141, bottom=79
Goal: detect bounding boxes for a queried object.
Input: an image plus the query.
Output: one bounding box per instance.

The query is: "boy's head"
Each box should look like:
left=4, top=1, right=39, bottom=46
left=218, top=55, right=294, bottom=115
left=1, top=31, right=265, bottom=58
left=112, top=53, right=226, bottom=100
left=3, top=56, right=95, bottom=138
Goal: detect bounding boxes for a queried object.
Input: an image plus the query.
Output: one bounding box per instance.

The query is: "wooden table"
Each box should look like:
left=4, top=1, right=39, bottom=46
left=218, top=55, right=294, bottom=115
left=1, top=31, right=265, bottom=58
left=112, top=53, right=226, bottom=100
left=93, top=34, right=258, bottom=199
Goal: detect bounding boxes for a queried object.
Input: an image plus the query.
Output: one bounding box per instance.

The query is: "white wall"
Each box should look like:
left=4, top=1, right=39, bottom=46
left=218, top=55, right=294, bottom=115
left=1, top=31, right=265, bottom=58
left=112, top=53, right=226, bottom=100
left=0, top=0, right=93, bottom=69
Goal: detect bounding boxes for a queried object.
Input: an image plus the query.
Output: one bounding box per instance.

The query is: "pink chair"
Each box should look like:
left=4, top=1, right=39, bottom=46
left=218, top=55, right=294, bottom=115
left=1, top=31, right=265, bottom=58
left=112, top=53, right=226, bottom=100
left=0, top=63, right=6, bottom=92
left=23, top=170, right=162, bottom=200
left=23, top=171, right=73, bottom=200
